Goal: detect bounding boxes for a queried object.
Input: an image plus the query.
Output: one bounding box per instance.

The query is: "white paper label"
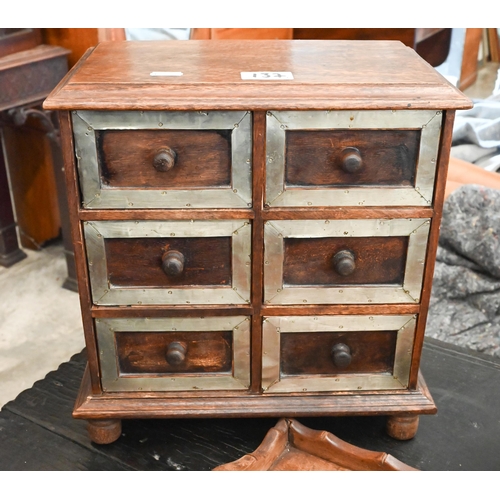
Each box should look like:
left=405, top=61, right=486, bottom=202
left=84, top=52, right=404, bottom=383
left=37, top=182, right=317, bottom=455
left=150, top=71, right=183, bottom=77
left=241, top=72, right=294, bottom=80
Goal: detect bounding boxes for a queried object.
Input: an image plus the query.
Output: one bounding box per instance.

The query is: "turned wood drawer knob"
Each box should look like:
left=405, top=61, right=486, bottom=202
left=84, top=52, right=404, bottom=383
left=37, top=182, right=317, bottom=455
left=341, top=147, right=363, bottom=173
left=331, top=343, right=352, bottom=368
left=153, top=147, right=177, bottom=172
left=166, top=341, right=187, bottom=365
left=332, top=250, right=356, bottom=276
left=162, top=250, right=185, bottom=276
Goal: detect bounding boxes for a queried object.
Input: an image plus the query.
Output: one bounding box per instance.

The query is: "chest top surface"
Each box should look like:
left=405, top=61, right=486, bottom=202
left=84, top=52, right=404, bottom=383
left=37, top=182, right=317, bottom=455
left=43, top=40, right=472, bottom=111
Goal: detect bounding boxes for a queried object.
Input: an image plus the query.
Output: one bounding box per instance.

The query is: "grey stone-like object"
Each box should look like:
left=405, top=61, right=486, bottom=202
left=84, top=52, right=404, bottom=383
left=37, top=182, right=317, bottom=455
left=427, top=184, right=500, bottom=358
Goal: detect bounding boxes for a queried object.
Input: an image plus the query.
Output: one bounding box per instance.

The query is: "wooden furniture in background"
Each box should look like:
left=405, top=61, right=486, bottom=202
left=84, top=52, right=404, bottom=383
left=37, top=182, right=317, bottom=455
left=0, top=28, right=43, bottom=58
left=0, top=137, right=25, bottom=266
left=42, top=28, right=126, bottom=69
left=459, top=28, right=484, bottom=90
left=487, top=28, right=500, bottom=62
left=44, top=40, right=471, bottom=445
left=1, top=115, right=61, bottom=250
left=0, top=34, right=74, bottom=287
left=190, top=28, right=293, bottom=40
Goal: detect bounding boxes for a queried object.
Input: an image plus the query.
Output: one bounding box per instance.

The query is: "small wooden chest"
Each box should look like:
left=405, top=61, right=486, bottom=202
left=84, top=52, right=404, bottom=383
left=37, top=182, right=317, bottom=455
left=44, top=40, right=471, bottom=444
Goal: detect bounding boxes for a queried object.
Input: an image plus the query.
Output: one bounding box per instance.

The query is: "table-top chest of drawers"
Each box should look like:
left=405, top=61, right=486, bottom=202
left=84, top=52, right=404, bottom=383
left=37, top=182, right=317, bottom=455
left=44, top=40, right=471, bottom=444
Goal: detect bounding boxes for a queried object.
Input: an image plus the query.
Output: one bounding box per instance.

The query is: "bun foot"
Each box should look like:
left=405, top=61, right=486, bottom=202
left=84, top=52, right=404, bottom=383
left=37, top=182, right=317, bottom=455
left=87, top=418, right=122, bottom=444
left=386, top=415, right=419, bottom=440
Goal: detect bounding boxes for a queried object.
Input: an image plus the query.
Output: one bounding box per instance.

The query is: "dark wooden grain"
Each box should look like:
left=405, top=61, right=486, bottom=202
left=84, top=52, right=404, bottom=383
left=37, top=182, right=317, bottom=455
left=280, top=330, right=397, bottom=376
left=58, top=111, right=101, bottom=393
left=98, top=129, right=231, bottom=188
left=409, top=111, right=456, bottom=388
left=43, top=41, right=472, bottom=111
left=116, top=330, right=233, bottom=374
left=262, top=207, right=434, bottom=220
left=90, top=304, right=421, bottom=318
left=72, top=366, right=436, bottom=417
left=250, top=111, right=266, bottom=392
left=92, top=305, right=253, bottom=317
left=79, top=208, right=254, bottom=220
left=261, top=304, right=420, bottom=316
left=285, top=129, right=419, bottom=187
left=283, top=236, right=408, bottom=286
left=104, top=236, right=232, bottom=287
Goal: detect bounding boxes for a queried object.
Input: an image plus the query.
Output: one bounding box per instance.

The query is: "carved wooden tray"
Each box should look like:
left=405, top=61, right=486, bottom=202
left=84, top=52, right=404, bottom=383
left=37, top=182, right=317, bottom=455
left=214, top=418, right=417, bottom=471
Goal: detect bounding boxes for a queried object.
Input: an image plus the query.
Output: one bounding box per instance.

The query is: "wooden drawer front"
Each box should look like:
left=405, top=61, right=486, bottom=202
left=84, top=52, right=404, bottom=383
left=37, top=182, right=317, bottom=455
left=72, top=110, right=252, bottom=208
left=96, top=317, right=250, bottom=391
left=264, top=219, right=430, bottom=304
left=84, top=220, right=251, bottom=305
left=265, top=110, right=442, bottom=207
left=262, top=315, right=415, bottom=393
left=98, top=129, right=232, bottom=188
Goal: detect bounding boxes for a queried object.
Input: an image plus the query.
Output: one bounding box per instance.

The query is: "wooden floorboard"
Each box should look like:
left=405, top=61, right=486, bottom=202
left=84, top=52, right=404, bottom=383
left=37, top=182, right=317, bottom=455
left=1, top=340, right=499, bottom=470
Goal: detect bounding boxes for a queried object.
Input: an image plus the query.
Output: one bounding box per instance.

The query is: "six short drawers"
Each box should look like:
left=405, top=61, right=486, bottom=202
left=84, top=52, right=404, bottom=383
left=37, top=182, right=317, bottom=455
left=78, top=110, right=436, bottom=394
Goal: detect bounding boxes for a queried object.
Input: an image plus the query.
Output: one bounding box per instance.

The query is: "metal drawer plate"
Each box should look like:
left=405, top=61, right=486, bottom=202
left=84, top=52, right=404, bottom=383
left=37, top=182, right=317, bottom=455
left=266, top=109, right=442, bottom=207
left=84, top=220, right=251, bottom=305
left=262, top=315, right=416, bottom=393
left=264, top=218, right=430, bottom=304
left=97, top=316, right=250, bottom=392
left=72, top=110, right=252, bottom=208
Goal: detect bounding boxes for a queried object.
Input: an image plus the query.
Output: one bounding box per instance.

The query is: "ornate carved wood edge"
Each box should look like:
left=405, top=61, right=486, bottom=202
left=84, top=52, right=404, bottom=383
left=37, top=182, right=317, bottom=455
left=213, top=418, right=418, bottom=471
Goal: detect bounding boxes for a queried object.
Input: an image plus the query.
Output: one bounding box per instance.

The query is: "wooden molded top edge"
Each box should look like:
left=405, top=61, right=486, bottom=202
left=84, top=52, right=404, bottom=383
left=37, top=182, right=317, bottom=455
left=44, top=40, right=472, bottom=111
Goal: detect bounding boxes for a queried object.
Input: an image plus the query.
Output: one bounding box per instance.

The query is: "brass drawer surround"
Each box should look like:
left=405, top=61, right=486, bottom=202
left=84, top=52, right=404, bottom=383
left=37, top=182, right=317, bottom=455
left=72, top=110, right=252, bottom=209
left=96, top=316, right=251, bottom=392
left=262, top=315, right=416, bottom=393
left=264, top=218, right=431, bottom=305
left=84, top=220, right=252, bottom=305
left=265, top=109, right=442, bottom=207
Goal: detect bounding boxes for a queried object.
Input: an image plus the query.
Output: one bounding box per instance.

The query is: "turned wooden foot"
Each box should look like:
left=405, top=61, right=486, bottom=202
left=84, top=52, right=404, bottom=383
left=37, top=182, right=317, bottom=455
left=386, top=415, right=419, bottom=440
left=87, top=419, right=122, bottom=444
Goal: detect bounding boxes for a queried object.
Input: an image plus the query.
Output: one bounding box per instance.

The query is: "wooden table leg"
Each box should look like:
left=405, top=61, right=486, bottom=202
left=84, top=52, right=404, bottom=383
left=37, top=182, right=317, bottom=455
left=0, top=133, right=26, bottom=267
